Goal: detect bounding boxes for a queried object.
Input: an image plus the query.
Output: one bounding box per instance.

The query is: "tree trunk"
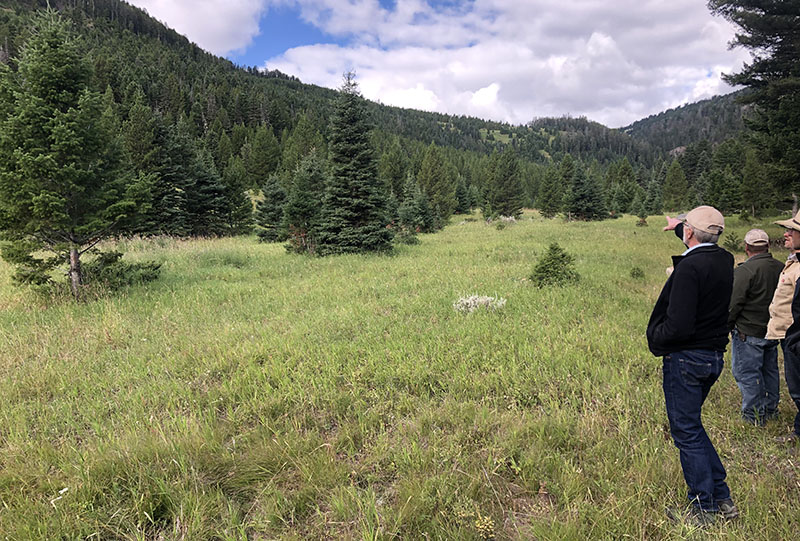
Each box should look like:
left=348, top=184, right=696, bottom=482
left=793, top=193, right=798, bottom=217
left=69, top=246, right=82, bottom=300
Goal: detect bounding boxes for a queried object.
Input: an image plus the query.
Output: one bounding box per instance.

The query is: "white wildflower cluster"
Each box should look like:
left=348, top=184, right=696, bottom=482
left=453, top=295, right=507, bottom=313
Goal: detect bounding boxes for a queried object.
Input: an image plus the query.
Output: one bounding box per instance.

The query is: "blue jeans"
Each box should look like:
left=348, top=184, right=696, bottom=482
left=663, top=350, right=730, bottom=511
left=731, top=330, right=780, bottom=423
left=782, top=342, right=800, bottom=436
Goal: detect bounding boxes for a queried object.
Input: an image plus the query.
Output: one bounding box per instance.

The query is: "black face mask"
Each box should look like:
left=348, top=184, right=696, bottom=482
left=674, top=222, right=686, bottom=247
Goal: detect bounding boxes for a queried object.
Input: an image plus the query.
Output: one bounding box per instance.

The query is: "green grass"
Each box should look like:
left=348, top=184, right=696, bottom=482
left=1, top=213, right=798, bottom=539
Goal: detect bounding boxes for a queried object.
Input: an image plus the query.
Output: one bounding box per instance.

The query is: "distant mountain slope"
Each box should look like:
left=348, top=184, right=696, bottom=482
left=1, top=0, right=742, bottom=170
left=621, top=91, right=748, bottom=153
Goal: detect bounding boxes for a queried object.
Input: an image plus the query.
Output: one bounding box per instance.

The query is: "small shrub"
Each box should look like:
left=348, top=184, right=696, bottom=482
left=635, top=217, right=648, bottom=227
left=530, top=242, right=579, bottom=287
left=453, top=295, right=507, bottom=313
left=394, top=228, right=420, bottom=245
left=739, top=210, right=753, bottom=223
left=630, top=266, right=645, bottom=279
left=723, top=231, right=744, bottom=253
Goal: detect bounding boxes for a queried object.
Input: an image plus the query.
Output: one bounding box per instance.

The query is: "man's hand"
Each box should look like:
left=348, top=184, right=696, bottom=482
left=663, top=215, right=682, bottom=231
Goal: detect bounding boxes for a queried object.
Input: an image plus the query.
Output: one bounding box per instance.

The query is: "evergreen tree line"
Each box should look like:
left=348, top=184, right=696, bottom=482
left=533, top=135, right=774, bottom=222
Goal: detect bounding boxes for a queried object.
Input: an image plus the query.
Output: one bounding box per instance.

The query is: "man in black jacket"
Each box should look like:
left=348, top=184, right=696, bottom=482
left=647, top=206, right=738, bottom=526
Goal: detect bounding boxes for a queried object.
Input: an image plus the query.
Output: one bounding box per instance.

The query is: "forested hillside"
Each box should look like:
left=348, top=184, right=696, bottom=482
left=622, top=91, right=747, bottom=153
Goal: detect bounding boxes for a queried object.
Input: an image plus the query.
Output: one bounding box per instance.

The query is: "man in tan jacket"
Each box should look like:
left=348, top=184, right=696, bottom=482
left=767, top=215, right=800, bottom=441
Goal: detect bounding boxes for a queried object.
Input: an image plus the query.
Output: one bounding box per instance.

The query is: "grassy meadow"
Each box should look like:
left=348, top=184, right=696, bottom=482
left=1, top=212, right=799, bottom=540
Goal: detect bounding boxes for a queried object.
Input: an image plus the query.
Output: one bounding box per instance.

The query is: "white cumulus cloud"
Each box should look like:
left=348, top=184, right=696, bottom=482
left=128, top=0, right=267, bottom=55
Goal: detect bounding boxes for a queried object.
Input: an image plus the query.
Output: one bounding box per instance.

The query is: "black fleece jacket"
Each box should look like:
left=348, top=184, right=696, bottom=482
left=647, top=243, right=734, bottom=357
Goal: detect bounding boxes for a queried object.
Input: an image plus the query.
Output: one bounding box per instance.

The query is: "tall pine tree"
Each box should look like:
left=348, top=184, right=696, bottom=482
left=0, top=10, right=142, bottom=298
left=709, top=1, right=800, bottom=198
left=661, top=160, right=689, bottom=212
left=316, top=73, right=393, bottom=255
left=417, top=142, right=456, bottom=228
left=283, top=152, right=326, bottom=254
left=255, top=173, right=287, bottom=242
left=483, top=148, right=524, bottom=218
left=562, top=162, right=607, bottom=221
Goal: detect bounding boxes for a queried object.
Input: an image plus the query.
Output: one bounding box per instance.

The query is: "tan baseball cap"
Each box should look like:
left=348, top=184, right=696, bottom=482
left=683, top=205, right=724, bottom=235
left=774, top=212, right=800, bottom=232
left=744, top=229, right=769, bottom=246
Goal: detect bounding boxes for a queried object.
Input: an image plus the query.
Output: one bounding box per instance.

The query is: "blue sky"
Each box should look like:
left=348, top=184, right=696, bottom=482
left=228, top=5, right=334, bottom=66
left=128, top=1, right=750, bottom=128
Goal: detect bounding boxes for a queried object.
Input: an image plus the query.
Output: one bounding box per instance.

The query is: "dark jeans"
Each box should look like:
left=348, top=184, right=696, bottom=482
left=663, top=350, right=730, bottom=511
left=731, top=330, right=780, bottom=423
left=781, top=342, right=800, bottom=436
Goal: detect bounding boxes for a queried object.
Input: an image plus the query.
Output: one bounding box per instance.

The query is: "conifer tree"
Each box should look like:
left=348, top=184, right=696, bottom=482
left=632, top=190, right=648, bottom=225
left=661, top=160, right=689, bottom=212
left=483, top=148, right=524, bottom=218
left=123, top=86, right=158, bottom=172
left=644, top=174, right=663, bottom=215
left=397, top=173, right=435, bottom=240
left=0, top=10, right=142, bottom=298
left=378, top=139, right=409, bottom=199
left=707, top=166, right=742, bottom=214
left=185, top=148, right=228, bottom=236
left=417, top=142, right=456, bottom=228
left=255, top=173, right=287, bottom=242
left=614, top=158, right=638, bottom=213
left=316, top=73, right=393, bottom=255
left=215, top=132, right=233, bottom=169
left=740, top=149, right=770, bottom=217
left=709, top=0, right=800, bottom=197
left=562, top=162, right=607, bottom=221
left=281, top=111, right=325, bottom=177
left=243, top=123, right=281, bottom=189
left=283, top=153, right=326, bottom=254
left=221, top=156, right=253, bottom=234
left=537, top=164, right=563, bottom=219
left=454, top=176, right=471, bottom=214
left=147, top=118, right=195, bottom=236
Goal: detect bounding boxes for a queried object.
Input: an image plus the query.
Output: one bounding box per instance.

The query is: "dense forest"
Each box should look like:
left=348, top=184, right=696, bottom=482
left=1, top=0, right=795, bottom=294
left=622, top=91, right=747, bottom=154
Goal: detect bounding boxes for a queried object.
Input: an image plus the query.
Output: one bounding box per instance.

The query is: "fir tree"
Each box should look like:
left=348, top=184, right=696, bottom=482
left=417, top=142, right=456, bottom=228
left=397, top=173, right=435, bottom=240
left=707, top=166, right=741, bottom=214
left=661, top=160, right=689, bottom=212
left=243, top=123, right=281, bottom=189
left=740, top=149, right=770, bottom=217
left=147, top=118, right=195, bottom=236
left=122, top=86, right=158, bottom=172
left=283, top=153, right=326, bottom=254
left=255, top=173, right=287, bottom=242
left=483, top=148, right=524, bottom=218
left=644, top=173, right=663, bottom=215
left=378, top=138, right=409, bottom=199
left=221, top=156, right=253, bottom=234
left=538, top=163, right=564, bottom=219
left=0, top=10, right=142, bottom=298
left=316, top=73, right=393, bottom=255
left=632, top=190, right=648, bottom=225
left=281, top=111, right=325, bottom=177
left=530, top=242, right=579, bottom=287
left=562, top=162, right=607, bottom=221
left=185, top=148, right=228, bottom=236
left=454, top=176, right=471, bottom=214
left=709, top=1, right=800, bottom=197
